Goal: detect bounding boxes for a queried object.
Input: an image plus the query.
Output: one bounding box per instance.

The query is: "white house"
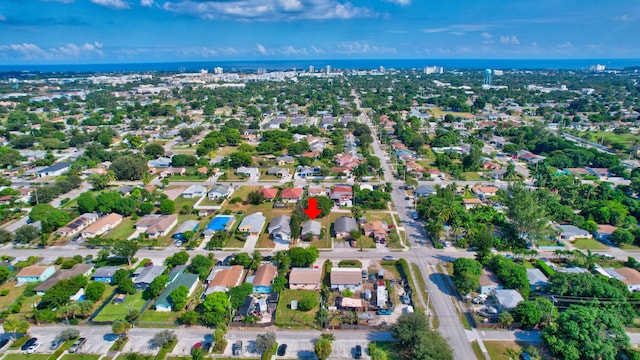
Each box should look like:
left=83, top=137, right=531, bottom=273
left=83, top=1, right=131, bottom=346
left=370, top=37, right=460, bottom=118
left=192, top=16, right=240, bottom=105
left=182, top=185, right=207, bottom=198
left=330, top=268, right=362, bottom=291
left=37, top=162, right=72, bottom=178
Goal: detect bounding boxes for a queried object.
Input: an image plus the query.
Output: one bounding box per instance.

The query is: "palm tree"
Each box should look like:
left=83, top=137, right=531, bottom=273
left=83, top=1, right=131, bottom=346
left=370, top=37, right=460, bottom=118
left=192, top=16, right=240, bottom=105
left=504, top=163, right=517, bottom=180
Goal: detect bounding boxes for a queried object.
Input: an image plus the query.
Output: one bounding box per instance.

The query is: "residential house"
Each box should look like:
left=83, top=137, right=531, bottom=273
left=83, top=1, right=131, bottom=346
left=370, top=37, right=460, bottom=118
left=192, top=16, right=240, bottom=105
left=595, top=224, right=617, bottom=242
left=148, top=157, right=172, bottom=168
left=258, top=187, right=278, bottom=201
left=135, top=214, right=179, bottom=238
left=493, top=289, right=524, bottom=311
left=18, top=188, right=34, bottom=203
left=526, top=268, right=549, bottom=291
left=35, top=264, right=94, bottom=295
left=236, top=167, right=260, bottom=179
left=80, top=213, right=123, bottom=239
left=330, top=186, right=353, bottom=206
left=16, top=265, right=56, bottom=285
left=172, top=220, right=200, bottom=240
left=118, top=186, right=133, bottom=196
left=415, top=184, right=437, bottom=198
left=280, top=188, right=303, bottom=203
left=159, top=167, right=186, bottom=178
left=587, top=167, right=611, bottom=179
left=362, top=221, right=389, bottom=243
left=155, top=273, right=200, bottom=311
left=275, top=155, right=295, bottom=165
left=603, top=267, right=640, bottom=292
left=92, top=266, right=123, bottom=283
left=472, top=186, right=499, bottom=199
left=485, top=169, right=507, bottom=180
left=307, top=187, right=328, bottom=197
left=557, top=224, right=591, bottom=241
left=330, top=268, right=362, bottom=291
left=268, top=215, right=292, bottom=242
left=333, top=217, right=358, bottom=239
left=238, top=212, right=266, bottom=236
left=204, top=265, right=244, bottom=294
left=37, top=162, right=72, bottom=177
left=320, top=116, right=335, bottom=129
left=134, top=265, right=167, bottom=290
left=291, top=117, right=307, bottom=127
left=296, top=166, right=320, bottom=178
left=266, top=167, right=290, bottom=178
left=56, top=213, right=99, bottom=237
left=182, top=185, right=207, bottom=198
left=479, top=269, right=502, bottom=295
left=462, top=198, right=483, bottom=209
left=289, top=268, right=322, bottom=290
left=208, top=184, right=232, bottom=200
left=340, top=297, right=363, bottom=310
left=301, top=220, right=322, bottom=239
left=252, top=263, right=277, bottom=294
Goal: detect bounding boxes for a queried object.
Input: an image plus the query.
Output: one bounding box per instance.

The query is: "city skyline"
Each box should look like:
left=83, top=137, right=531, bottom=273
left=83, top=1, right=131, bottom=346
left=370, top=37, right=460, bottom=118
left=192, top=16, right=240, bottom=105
left=1, top=0, right=640, bottom=64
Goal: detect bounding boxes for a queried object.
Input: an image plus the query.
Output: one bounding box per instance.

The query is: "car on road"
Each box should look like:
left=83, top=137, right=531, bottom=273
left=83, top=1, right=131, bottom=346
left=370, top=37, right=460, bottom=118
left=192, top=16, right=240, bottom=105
left=49, top=339, right=64, bottom=351
left=68, top=337, right=86, bottom=353
left=404, top=196, right=411, bottom=200
left=376, top=308, right=393, bottom=315
left=382, top=255, right=395, bottom=261
left=232, top=341, right=243, bottom=356
left=21, top=338, right=38, bottom=351
left=277, top=344, right=287, bottom=356
left=354, top=345, right=362, bottom=359
left=0, top=338, right=10, bottom=350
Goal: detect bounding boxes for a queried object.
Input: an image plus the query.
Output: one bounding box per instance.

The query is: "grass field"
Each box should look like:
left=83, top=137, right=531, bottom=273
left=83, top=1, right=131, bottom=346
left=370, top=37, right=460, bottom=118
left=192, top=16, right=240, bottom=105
left=3, top=355, right=51, bottom=360
left=572, top=238, right=609, bottom=250
left=274, top=290, right=321, bottom=329
left=93, top=291, right=146, bottom=322
left=60, top=354, right=102, bottom=360
left=620, top=243, right=640, bottom=251
left=369, top=342, right=400, bottom=360
left=137, top=308, right=179, bottom=326
left=428, top=106, right=475, bottom=120
left=581, top=131, right=637, bottom=147
left=461, top=172, right=484, bottom=181
left=168, top=175, right=208, bottom=181
left=483, top=341, right=542, bottom=360
left=104, top=217, right=137, bottom=240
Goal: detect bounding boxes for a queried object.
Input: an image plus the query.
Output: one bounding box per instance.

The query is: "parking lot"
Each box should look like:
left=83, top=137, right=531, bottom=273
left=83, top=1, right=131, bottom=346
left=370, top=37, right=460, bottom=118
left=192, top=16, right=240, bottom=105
left=28, top=326, right=113, bottom=355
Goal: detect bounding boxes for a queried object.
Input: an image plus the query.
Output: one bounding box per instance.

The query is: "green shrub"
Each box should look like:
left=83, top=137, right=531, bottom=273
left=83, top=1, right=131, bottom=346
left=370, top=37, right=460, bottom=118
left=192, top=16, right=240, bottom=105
left=536, top=259, right=555, bottom=277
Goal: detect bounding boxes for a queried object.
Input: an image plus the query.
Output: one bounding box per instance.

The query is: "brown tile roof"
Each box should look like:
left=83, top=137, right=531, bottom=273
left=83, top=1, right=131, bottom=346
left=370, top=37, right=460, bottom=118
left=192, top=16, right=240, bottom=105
left=463, top=198, right=483, bottom=204
left=473, top=186, right=499, bottom=194
left=17, top=265, right=51, bottom=278
left=35, top=264, right=94, bottom=292
left=209, top=265, right=244, bottom=288
left=258, top=187, right=278, bottom=199
left=614, top=267, right=640, bottom=286
left=280, top=188, right=303, bottom=199
left=253, top=263, right=277, bottom=287
left=330, top=268, right=362, bottom=285
left=289, top=268, right=322, bottom=285
left=84, top=213, right=123, bottom=234
left=597, top=224, right=617, bottom=234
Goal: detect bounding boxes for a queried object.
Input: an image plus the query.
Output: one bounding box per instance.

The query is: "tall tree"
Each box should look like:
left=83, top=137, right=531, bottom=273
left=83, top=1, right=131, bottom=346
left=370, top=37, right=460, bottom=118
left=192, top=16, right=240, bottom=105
left=500, top=182, right=550, bottom=245
left=111, top=240, right=139, bottom=266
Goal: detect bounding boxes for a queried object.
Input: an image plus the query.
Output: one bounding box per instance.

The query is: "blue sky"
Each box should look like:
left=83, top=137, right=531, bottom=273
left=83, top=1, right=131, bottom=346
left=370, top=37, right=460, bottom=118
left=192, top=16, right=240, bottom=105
left=1, top=0, right=639, bottom=64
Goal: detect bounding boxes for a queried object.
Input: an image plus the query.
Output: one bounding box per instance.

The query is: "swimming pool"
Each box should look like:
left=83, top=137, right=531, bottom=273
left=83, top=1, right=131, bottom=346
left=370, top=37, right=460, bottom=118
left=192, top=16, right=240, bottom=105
left=206, top=215, right=234, bottom=231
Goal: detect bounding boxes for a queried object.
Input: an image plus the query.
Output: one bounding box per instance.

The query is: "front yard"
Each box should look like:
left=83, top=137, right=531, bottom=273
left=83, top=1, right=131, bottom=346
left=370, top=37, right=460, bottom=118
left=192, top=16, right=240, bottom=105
left=572, top=238, right=609, bottom=250
left=274, top=290, right=321, bottom=329
left=93, top=291, right=146, bottom=322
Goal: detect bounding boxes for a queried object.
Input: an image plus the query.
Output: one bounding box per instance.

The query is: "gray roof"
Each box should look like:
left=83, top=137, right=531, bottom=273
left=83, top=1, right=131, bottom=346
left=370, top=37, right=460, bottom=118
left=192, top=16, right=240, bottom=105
left=415, top=184, right=436, bottom=196
left=155, top=272, right=199, bottom=309
left=134, top=265, right=167, bottom=285
left=238, top=212, right=266, bottom=233
left=268, top=215, right=291, bottom=236
left=38, top=162, right=72, bottom=173
left=493, top=289, right=524, bottom=310
left=526, top=268, right=548, bottom=287
left=183, top=185, right=207, bottom=194
left=209, top=184, right=230, bottom=195
left=92, top=266, right=123, bottom=279
left=174, top=220, right=200, bottom=235
left=301, top=220, right=322, bottom=236
left=557, top=224, right=589, bottom=237
left=334, top=217, right=357, bottom=234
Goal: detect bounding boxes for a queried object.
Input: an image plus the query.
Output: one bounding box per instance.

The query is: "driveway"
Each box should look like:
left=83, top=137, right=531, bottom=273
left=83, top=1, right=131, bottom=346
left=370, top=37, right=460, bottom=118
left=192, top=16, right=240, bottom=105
left=242, top=234, right=259, bottom=250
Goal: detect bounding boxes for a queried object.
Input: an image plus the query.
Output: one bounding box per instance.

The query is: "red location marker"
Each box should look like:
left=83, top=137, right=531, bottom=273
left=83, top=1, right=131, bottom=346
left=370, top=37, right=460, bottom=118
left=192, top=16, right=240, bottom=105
left=304, top=197, right=322, bottom=220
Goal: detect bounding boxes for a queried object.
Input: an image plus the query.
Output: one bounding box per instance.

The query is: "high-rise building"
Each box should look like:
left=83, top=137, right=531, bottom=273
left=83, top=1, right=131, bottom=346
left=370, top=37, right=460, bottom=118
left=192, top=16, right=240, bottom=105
left=589, top=64, right=606, bottom=72
left=309, top=65, right=314, bottom=73
left=424, top=66, right=444, bottom=74
left=214, top=67, right=223, bottom=74
left=326, top=65, right=331, bottom=74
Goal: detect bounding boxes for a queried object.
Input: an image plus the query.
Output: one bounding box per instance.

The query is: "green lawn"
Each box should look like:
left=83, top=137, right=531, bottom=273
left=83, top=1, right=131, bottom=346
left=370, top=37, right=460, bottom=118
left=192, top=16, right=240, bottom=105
left=93, top=291, right=146, bottom=322
left=104, top=217, right=137, bottom=240
left=60, top=355, right=101, bottom=360
left=168, top=175, right=208, bottom=181
left=137, top=309, right=180, bottom=326
left=3, top=355, right=50, bottom=360
left=572, top=238, right=609, bottom=250
left=369, top=342, right=400, bottom=360
left=620, top=243, right=640, bottom=251
left=274, top=290, right=321, bottom=329
left=461, top=172, right=484, bottom=181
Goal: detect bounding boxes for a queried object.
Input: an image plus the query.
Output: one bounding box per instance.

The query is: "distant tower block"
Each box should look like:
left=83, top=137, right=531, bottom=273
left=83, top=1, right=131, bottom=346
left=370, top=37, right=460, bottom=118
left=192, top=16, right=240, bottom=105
left=482, top=69, right=492, bottom=88
left=309, top=65, right=314, bottom=73
left=326, top=65, right=331, bottom=74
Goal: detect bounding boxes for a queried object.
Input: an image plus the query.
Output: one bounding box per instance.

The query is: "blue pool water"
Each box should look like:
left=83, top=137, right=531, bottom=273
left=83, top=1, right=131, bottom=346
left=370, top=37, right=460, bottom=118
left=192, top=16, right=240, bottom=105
left=206, top=215, right=233, bottom=231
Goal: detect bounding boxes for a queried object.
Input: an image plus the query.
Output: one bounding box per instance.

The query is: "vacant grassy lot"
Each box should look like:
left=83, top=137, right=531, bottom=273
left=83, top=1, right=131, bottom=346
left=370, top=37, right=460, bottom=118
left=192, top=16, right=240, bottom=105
left=93, top=291, right=146, bottom=322
left=483, top=341, right=544, bottom=360
left=274, top=290, right=320, bottom=329
left=369, top=342, right=400, bottom=360
left=3, top=355, right=50, bottom=360
left=572, top=238, right=609, bottom=250
left=60, top=355, right=102, bottom=360
left=137, top=309, right=179, bottom=327
left=104, top=217, right=137, bottom=240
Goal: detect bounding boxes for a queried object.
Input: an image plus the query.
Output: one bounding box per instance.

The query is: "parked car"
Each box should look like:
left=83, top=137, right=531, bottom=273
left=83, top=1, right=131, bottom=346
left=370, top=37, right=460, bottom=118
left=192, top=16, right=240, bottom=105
left=0, top=338, right=10, bottom=350
left=400, top=294, right=410, bottom=304
left=49, top=339, right=64, bottom=351
left=361, top=270, right=368, bottom=279
left=24, top=339, right=41, bottom=353
left=202, top=342, right=212, bottom=352
left=376, top=308, right=393, bottom=315
left=382, top=255, right=395, bottom=261
left=277, top=344, right=287, bottom=356
left=354, top=345, right=362, bottom=359
left=232, top=341, right=243, bottom=356
left=21, top=338, right=38, bottom=351
left=68, top=338, right=86, bottom=353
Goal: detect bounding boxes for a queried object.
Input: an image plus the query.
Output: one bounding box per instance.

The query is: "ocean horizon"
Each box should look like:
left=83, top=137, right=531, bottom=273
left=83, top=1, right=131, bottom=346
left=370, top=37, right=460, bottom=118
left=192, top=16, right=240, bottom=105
left=1, top=58, right=640, bottom=73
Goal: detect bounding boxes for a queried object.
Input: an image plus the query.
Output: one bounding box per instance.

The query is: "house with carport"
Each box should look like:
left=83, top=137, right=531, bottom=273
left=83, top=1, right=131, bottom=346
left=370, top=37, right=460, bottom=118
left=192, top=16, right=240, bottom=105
left=330, top=268, right=362, bottom=291
left=16, top=265, right=56, bottom=285
left=289, top=268, right=322, bottom=290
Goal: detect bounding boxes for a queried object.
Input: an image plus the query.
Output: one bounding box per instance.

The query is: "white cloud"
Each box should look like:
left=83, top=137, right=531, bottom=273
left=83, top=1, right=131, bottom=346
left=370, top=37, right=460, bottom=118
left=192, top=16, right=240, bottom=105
left=280, top=45, right=307, bottom=55
left=90, top=0, right=130, bottom=9
left=557, top=41, right=573, bottom=48
left=0, top=42, right=104, bottom=60
left=423, top=24, right=493, bottom=34
left=162, top=0, right=373, bottom=21
left=140, top=0, right=153, bottom=6
left=481, top=31, right=492, bottom=39
left=382, top=0, right=411, bottom=6
left=499, top=35, right=520, bottom=45
left=256, top=43, right=269, bottom=55
left=334, top=41, right=396, bottom=55
left=311, top=45, right=324, bottom=54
